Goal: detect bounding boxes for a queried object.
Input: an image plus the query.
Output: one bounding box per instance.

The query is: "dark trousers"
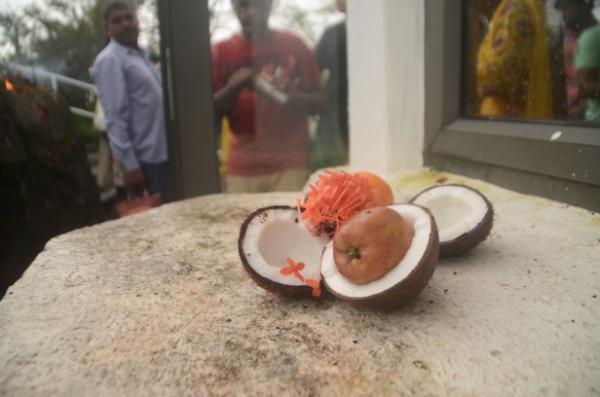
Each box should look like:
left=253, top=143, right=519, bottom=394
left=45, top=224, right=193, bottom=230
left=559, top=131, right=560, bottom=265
left=140, top=161, right=170, bottom=203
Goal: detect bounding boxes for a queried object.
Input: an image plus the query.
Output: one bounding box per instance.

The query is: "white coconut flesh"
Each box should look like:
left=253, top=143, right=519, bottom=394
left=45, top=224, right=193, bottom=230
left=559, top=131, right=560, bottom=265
left=411, top=185, right=488, bottom=243
left=321, top=204, right=433, bottom=299
left=242, top=208, right=329, bottom=286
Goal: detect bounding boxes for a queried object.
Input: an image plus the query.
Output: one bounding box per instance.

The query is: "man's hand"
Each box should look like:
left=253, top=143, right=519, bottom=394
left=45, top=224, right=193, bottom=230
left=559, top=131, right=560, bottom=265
left=125, top=169, right=146, bottom=195
left=214, top=67, right=255, bottom=113
left=227, top=67, right=255, bottom=91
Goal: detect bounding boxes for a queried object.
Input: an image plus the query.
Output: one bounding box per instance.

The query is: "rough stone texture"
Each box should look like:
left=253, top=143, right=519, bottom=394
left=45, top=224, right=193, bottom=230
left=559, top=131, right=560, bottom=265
left=1, top=168, right=599, bottom=397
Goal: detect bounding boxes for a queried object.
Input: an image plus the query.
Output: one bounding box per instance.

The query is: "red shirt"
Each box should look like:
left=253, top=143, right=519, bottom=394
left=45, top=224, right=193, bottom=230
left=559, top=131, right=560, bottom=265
left=212, top=30, right=320, bottom=176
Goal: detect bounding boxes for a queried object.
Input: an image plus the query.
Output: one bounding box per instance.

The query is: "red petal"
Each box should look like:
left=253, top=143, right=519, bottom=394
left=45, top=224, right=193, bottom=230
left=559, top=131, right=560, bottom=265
left=280, top=268, right=294, bottom=275
left=305, top=279, right=319, bottom=289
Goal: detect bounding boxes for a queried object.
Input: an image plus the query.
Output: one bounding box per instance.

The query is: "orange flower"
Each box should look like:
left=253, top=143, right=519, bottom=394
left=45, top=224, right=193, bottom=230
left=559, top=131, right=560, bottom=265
left=305, top=279, right=321, bottom=297
left=297, top=170, right=370, bottom=236
left=280, top=258, right=305, bottom=282
left=280, top=258, right=322, bottom=298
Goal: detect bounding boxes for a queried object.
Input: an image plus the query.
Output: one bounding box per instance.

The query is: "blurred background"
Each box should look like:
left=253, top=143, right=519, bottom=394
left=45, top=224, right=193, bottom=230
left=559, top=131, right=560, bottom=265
left=0, top=0, right=346, bottom=298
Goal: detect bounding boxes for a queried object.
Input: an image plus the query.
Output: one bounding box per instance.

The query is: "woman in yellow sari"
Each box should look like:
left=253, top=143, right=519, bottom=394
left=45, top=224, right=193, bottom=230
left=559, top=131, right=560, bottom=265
left=477, top=0, right=554, bottom=119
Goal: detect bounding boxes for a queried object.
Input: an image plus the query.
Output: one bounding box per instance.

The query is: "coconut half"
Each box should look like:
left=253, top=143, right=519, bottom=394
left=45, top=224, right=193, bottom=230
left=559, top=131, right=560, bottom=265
left=410, top=184, right=493, bottom=257
left=238, top=205, right=330, bottom=298
left=321, top=204, right=439, bottom=310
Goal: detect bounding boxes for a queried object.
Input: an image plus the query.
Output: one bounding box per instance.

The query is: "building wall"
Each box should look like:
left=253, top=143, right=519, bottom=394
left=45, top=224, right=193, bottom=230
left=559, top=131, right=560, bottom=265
left=347, top=0, right=425, bottom=175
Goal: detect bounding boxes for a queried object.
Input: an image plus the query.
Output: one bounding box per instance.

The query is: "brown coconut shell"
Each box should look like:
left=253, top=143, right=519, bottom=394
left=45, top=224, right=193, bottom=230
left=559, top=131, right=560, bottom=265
left=238, top=205, right=324, bottom=299
left=323, top=205, right=440, bottom=311
left=410, top=184, right=493, bottom=258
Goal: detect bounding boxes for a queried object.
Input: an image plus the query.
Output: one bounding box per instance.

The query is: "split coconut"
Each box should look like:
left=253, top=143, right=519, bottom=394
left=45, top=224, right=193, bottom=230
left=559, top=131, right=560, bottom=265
left=410, top=184, right=493, bottom=257
left=238, top=205, right=329, bottom=298
left=321, top=204, right=439, bottom=310
left=239, top=203, right=439, bottom=309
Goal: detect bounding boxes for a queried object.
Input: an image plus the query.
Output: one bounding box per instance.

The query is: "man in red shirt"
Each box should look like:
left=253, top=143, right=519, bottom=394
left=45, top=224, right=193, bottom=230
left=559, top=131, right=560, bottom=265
left=212, top=0, right=324, bottom=193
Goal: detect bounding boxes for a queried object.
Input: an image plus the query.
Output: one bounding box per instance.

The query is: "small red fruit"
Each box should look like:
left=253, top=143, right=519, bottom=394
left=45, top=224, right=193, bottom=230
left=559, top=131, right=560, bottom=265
left=333, top=207, right=413, bottom=284
left=354, top=171, right=394, bottom=208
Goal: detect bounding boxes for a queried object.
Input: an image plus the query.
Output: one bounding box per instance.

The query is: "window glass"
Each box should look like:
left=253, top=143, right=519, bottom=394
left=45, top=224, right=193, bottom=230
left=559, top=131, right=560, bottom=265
left=210, top=0, right=349, bottom=194
left=463, top=0, right=600, bottom=126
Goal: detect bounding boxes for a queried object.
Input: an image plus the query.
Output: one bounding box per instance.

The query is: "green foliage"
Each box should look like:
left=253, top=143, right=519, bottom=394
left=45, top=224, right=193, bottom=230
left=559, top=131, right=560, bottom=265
left=0, top=13, right=27, bottom=60
left=0, top=0, right=151, bottom=82
left=22, top=0, right=107, bottom=82
left=0, top=0, right=159, bottom=112
left=72, top=113, right=99, bottom=147
left=276, top=2, right=337, bottom=44
left=1, top=78, right=104, bottom=293
left=3, top=0, right=108, bottom=109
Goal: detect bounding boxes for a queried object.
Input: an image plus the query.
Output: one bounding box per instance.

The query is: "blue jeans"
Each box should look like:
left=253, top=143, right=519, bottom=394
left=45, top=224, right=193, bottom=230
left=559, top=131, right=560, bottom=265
left=140, top=161, right=170, bottom=202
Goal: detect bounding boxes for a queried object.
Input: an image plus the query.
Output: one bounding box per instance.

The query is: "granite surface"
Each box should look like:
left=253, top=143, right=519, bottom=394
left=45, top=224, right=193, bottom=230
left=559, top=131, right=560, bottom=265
left=1, top=169, right=599, bottom=397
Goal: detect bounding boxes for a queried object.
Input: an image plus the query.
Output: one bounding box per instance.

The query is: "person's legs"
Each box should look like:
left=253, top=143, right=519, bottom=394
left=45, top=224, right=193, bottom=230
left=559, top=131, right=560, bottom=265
left=225, top=174, right=266, bottom=193
left=139, top=161, right=170, bottom=202
left=271, top=166, right=309, bottom=192
left=225, top=167, right=309, bottom=193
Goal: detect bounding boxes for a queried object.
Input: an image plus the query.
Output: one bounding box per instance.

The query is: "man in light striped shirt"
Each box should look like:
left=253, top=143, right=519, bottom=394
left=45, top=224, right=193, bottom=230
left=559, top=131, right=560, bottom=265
left=93, top=0, right=169, bottom=201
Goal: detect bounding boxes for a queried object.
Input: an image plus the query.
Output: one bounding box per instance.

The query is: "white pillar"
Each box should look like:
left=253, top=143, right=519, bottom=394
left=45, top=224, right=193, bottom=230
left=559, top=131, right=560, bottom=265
left=347, top=0, right=425, bottom=175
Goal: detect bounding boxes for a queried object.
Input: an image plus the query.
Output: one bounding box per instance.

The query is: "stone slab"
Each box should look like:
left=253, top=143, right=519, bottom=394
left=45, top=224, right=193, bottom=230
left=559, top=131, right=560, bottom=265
left=1, top=168, right=599, bottom=396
